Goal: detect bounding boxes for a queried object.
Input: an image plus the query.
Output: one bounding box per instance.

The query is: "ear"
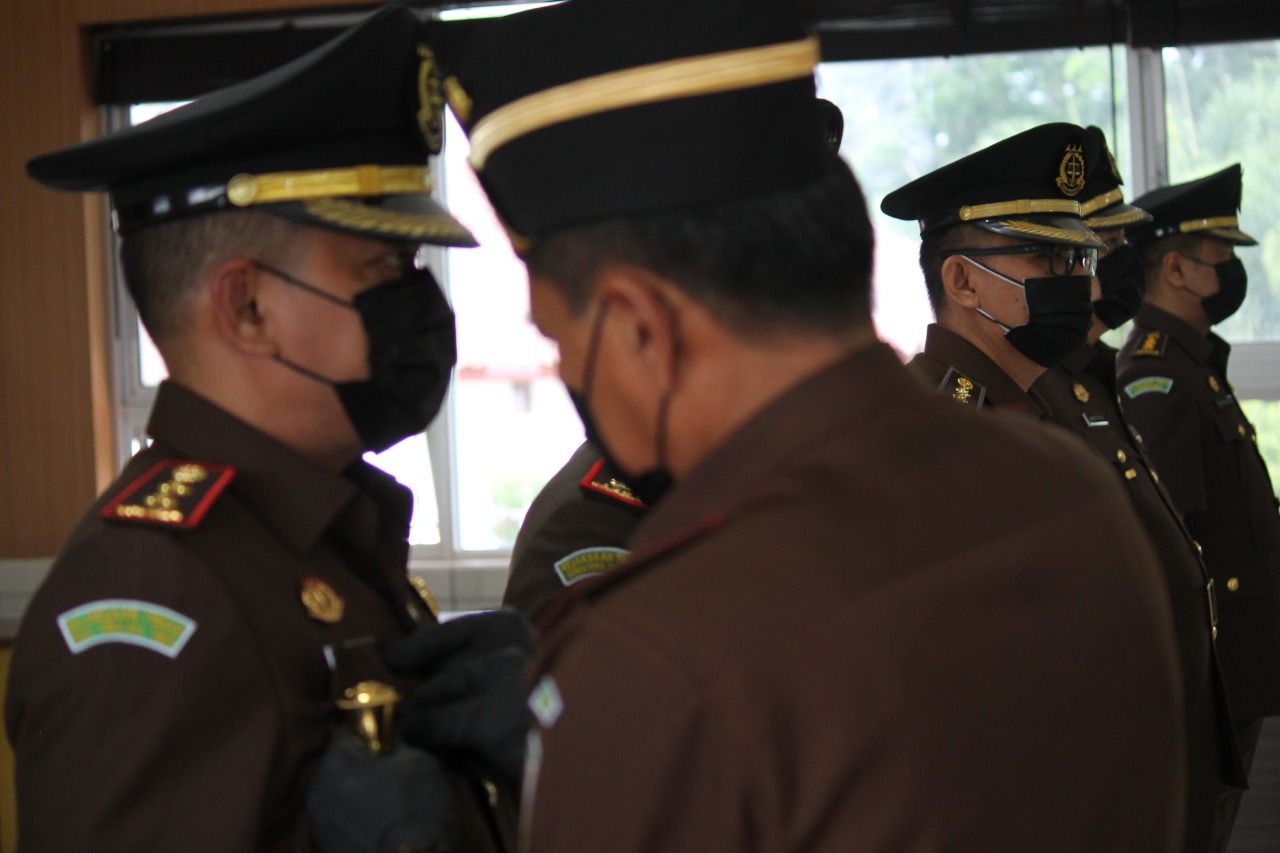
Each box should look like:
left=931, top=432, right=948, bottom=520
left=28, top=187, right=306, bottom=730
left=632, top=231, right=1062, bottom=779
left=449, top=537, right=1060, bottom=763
left=208, top=259, right=278, bottom=356
left=1161, top=249, right=1190, bottom=290
left=940, top=255, right=981, bottom=309
left=592, top=264, right=685, bottom=396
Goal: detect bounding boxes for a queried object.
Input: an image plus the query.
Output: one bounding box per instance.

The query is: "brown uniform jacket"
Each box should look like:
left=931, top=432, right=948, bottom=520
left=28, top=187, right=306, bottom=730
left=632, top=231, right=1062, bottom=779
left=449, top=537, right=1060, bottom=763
left=523, top=342, right=1185, bottom=852
left=5, top=382, right=511, bottom=853
left=503, top=441, right=645, bottom=624
left=1118, top=304, right=1280, bottom=720
left=1034, top=341, right=1245, bottom=804
left=907, top=323, right=1047, bottom=417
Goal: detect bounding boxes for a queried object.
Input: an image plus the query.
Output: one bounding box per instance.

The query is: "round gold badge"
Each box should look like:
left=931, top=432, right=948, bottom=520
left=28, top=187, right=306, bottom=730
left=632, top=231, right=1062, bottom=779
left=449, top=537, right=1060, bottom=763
left=301, top=577, right=344, bottom=624
left=1072, top=383, right=1089, bottom=404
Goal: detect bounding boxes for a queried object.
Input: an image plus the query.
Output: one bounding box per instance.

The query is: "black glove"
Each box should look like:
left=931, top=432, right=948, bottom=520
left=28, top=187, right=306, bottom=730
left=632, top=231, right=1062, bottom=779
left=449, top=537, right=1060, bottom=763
left=387, top=609, right=535, bottom=789
left=307, top=725, right=461, bottom=853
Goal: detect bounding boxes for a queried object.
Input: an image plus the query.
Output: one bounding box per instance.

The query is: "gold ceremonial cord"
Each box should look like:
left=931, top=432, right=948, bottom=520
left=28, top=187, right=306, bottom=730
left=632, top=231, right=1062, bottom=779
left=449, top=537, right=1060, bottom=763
left=1079, top=188, right=1124, bottom=218
left=226, top=165, right=432, bottom=207
left=958, top=198, right=1080, bottom=221
left=468, top=36, right=821, bottom=170
left=1180, top=216, right=1239, bottom=233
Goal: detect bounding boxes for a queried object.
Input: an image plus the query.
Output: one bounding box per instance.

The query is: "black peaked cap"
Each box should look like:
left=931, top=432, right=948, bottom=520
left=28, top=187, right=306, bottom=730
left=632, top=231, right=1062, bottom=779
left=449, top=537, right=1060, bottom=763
left=1079, top=126, right=1151, bottom=231
left=881, top=122, right=1104, bottom=248
left=439, top=0, right=827, bottom=240
left=27, top=4, right=475, bottom=246
left=1128, top=164, right=1257, bottom=246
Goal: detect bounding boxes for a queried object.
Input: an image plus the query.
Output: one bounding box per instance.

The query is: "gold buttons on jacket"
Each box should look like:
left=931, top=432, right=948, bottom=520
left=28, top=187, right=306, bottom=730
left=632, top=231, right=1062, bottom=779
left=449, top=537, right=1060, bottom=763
left=1208, top=376, right=1220, bottom=392
left=1227, top=578, right=1240, bottom=592
left=1073, top=383, right=1089, bottom=403
left=1238, top=424, right=1247, bottom=438
left=1115, top=449, right=1127, bottom=464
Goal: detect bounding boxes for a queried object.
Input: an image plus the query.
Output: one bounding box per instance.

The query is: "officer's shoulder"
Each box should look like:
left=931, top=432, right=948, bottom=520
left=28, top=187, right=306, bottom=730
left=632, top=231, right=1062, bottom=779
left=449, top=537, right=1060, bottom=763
left=937, top=367, right=986, bottom=408
left=578, top=457, right=647, bottom=512
left=98, top=459, right=235, bottom=531
left=1124, top=328, right=1169, bottom=360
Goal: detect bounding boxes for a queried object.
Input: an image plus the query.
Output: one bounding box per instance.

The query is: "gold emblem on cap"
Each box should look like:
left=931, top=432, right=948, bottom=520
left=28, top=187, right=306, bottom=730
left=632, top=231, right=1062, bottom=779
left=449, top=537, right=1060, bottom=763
left=444, top=76, right=473, bottom=126
left=1072, top=383, right=1090, bottom=404
left=417, top=44, right=445, bottom=154
left=301, top=577, right=344, bottom=624
left=1208, top=376, right=1220, bottom=392
left=408, top=575, right=441, bottom=619
left=1056, top=144, right=1086, bottom=197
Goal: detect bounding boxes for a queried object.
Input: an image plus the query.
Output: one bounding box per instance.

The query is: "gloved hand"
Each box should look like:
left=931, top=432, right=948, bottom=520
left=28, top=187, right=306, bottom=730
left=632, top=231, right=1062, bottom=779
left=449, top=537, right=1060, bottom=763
left=387, top=608, right=535, bottom=789
left=307, top=725, right=461, bottom=853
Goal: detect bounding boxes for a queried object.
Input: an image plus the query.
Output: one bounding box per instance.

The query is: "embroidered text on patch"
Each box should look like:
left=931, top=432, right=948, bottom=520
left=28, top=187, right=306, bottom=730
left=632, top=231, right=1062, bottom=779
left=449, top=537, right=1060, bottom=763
left=1124, top=377, right=1174, bottom=398
left=57, top=599, right=197, bottom=659
left=554, top=547, right=630, bottom=586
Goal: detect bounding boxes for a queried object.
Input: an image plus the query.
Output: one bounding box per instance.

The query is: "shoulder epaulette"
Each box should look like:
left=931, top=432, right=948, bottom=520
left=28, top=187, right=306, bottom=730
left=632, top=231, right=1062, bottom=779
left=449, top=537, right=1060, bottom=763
left=939, top=367, right=986, bottom=408
left=1131, top=329, right=1168, bottom=358
left=100, top=460, right=235, bottom=529
left=579, top=457, right=646, bottom=510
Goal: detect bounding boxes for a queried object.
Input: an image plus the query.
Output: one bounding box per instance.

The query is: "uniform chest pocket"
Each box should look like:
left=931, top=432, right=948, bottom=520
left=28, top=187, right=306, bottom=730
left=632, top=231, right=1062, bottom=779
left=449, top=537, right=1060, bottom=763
left=1211, top=406, right=1250, bottom=446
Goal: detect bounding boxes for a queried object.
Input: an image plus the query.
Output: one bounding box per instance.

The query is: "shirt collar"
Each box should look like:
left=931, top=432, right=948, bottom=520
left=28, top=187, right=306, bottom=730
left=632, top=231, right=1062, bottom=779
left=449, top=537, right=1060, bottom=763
left=145, top=381, right=407, bottom=553
left=631, top=341, right=913, bottom=550
left=1134, top=303, right=1223, bottom=367
left=922, top=324, right=1046, bottom=413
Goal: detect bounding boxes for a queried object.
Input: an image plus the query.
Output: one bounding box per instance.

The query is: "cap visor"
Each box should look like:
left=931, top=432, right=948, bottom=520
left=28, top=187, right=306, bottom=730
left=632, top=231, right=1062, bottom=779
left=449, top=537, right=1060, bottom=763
left=1205, top=226, right=1258, bottom=246
left=976, top=214, right=1104, bottom=249
left=271, top=193, right=478, bottom=247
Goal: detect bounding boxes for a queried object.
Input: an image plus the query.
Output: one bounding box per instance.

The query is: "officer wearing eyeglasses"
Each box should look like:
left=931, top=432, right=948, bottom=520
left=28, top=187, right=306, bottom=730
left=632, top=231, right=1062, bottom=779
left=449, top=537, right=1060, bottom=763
left=1031, top=128, right=1245, bottom=853
left=882, top=122, right=1103, bottom=413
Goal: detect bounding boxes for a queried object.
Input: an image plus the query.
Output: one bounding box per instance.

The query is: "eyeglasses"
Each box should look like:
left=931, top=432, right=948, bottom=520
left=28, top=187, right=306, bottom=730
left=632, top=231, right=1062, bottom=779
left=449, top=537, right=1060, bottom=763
left=942, top=243, right=1098, bottom=277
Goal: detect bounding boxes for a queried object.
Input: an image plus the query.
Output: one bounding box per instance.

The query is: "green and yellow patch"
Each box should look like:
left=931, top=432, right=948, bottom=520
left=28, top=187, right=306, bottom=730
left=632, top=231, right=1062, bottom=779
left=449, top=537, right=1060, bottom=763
left=57, top=599, right=197, bottom=659
left=554, top=547, right=629, bottom=586
left=1124, top=377, right=1174, bottom=398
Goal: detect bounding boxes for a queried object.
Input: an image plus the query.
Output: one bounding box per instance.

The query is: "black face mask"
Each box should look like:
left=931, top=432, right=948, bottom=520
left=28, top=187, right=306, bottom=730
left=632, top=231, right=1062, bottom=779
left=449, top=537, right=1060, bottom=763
left=567, top=301, right=674, bottom=508
left=1093, top=244, right=1147, bottom=329
left=256, top=261, right=457, bottom=454
left=965, top=257, right=1094, bottom=367
left=1193, top=256, right=1249, bottom=325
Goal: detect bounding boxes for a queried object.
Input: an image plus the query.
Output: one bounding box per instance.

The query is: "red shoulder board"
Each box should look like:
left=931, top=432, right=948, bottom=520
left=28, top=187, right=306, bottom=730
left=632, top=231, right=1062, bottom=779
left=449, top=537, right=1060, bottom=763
left=579, top=457, right=646, bottom=509
left=100, top=460, right=235, bottom=529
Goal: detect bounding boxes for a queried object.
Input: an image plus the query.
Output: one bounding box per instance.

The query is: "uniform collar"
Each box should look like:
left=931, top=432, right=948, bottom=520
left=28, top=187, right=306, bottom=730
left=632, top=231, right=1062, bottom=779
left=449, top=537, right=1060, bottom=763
left=922, top=324, right=1047, bottom=414
left=630, top=341, right=914, bottom=553
left=1133, top=303, right=1226, bottom=368
left=146, top=381, right=409, bottom=553
left=1057, top=341, right=1100, bottom=375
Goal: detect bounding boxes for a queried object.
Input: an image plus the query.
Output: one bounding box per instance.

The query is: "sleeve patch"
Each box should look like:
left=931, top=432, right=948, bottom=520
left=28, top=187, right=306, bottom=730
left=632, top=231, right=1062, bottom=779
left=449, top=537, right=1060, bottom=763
left=554, top=547, right=630, bottom=586
left=1124, top=377, right=1174, bottom=398
left=100, top=460, right=234, bottom=529
left=57, top=599, right=197, bottom=659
